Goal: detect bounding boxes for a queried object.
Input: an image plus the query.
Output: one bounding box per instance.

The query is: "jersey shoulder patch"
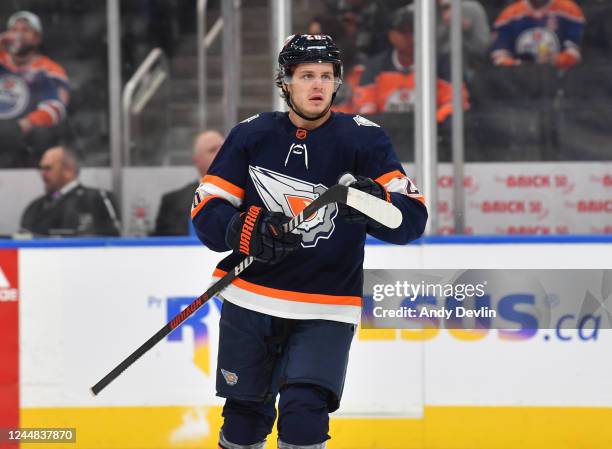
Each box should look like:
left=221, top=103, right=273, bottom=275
left=240, top=113, right=260, bottom=123
left=353, top=114, right=380, bottom=127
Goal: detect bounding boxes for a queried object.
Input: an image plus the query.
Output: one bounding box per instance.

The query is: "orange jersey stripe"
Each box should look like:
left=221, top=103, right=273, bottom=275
left=549, top=0, right=585, bottom=21
left=408, top=194, right=426, bottom=205
left=202, top=175, right=245, bottom=200
left=191, top=194, right=221, bottom=219
left=376, top=170, right=405, bottom=186
left=213, top=269, right=362, bottom=306
left=376, top=170, right=426, bottom=205
left=31, top=56, right=68, bottom=81
left=27, top=109, right=54, bottom=127
left=495, top=1, right=529, bottom=26
left=496, top=0, right=584, bottom=27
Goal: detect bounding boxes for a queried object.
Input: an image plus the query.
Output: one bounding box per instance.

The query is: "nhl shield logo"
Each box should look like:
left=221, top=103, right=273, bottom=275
left=249, top=166, right=338, bottom=247
left=221, top=368, right=238, bottom=386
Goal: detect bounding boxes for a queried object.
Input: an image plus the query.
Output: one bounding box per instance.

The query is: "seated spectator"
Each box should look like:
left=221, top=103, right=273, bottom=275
left=436, top=0, right=491, bottom=76
left=353, top=5, right=468, bottom=123
left=325, top=0, right=408, bottom=57
left=153, top=130, right=224, bottom=236
left=20, top=146, right=120, bottom=237
left=490, top=0, right=585, bottom=70
left=0, top=11, right=70, bottom=168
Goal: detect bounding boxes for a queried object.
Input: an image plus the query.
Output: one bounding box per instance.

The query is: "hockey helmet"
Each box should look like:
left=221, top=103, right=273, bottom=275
left=278, top=34, right=343, bottom=80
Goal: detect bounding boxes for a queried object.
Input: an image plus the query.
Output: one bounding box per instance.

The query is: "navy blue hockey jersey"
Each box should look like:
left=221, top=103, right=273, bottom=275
left=491, top=0, right=585, bottom=66
left=191, top=112, right=427, bottom=324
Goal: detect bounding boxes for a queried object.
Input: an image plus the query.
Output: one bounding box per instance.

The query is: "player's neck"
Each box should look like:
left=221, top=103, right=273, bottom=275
left=288, top=109, right=331, bottom=130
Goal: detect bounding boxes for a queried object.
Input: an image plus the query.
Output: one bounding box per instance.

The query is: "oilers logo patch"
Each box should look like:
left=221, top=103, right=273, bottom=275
left=0, top=74, right=29, bottom=119
left=249, top=166, right=338, bottom=248
left=384, top=88, right=416, bottom=113
left=516, top=27, right=560, bottom=61
left=220, top=368, right=238, bottom=386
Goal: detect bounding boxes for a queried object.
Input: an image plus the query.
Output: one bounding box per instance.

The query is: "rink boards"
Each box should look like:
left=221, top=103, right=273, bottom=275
left=1, top=238, right=612, bottom=448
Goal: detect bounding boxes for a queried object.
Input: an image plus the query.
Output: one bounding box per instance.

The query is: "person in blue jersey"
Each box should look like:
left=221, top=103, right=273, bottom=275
left=490, top=0, right=585, bottom=70
left=0, top=11, right=70, bottom=167
left=191, top=34, right=428, bottom=449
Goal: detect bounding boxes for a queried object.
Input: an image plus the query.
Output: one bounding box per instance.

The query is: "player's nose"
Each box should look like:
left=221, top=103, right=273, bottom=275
left=311, top=77, right=324, bottom=89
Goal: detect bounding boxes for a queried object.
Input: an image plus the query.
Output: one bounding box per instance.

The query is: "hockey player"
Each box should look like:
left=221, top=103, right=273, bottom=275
left=191, top=34, right=427, bottom=449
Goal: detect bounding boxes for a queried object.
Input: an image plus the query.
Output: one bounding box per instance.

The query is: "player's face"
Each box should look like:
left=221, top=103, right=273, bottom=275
left=9, top=19, right=41, bottom=55
left=286, top=63, right=338, bottom=119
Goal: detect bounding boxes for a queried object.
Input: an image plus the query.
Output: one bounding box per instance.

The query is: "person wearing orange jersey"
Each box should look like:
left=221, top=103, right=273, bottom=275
left=0, top=11, right=70, bottom=167
left=491, top=0, right=586, bottom=69
left=353, top=5, right=468, bottom=123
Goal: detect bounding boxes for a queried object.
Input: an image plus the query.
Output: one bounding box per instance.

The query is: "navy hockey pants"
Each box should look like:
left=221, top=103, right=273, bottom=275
left=216, top=300, right=355, bottom=447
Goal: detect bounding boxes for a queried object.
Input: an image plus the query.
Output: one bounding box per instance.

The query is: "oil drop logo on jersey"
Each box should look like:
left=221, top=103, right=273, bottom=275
left=249, top=166, right=338, bottom=247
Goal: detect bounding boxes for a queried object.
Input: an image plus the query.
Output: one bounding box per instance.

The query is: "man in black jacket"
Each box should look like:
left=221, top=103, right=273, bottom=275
left=20, top=146, right=120, bottom=236
left=153, top=130, right=224, bottom=236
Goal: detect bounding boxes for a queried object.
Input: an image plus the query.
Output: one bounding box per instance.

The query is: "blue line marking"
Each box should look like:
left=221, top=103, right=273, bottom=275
left=1, top=234, right=611, bottom=249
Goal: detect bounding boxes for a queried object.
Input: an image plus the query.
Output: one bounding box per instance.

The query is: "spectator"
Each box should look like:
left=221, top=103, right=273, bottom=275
left=20, top=146, right=120, bottom=237
left=153, top=130, right=224, bottom=236
left=490, top=0, right=586, bottom=70
left=436, top=0, right=491, bottom=75
left=353, top=5, right=468, bottom=123
left=325, top=0, right=408, bottom=57
left=0, top=11, right=70, bottom=168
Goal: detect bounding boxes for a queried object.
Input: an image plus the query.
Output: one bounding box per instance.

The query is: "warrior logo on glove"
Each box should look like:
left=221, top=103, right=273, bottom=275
left=238, top=206, right=261, bottom=255
left=226, top=204, right=302, bottom=265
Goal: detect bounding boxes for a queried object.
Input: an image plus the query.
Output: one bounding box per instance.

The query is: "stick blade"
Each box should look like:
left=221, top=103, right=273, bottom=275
left=346, top=187, right=402, bottom=229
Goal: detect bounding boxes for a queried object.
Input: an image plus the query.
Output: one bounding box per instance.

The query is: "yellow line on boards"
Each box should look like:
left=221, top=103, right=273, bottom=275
left=20, top=405, right=612, bottom=449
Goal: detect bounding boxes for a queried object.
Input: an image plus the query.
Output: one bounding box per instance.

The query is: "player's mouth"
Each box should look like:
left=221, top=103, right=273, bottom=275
left=308, top=94, right=324, bottom=104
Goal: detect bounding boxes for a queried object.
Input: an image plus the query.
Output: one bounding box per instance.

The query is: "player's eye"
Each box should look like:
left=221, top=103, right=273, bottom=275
left=321, top=74, right=333, bottom=81
left=302, top=74, right=314, bottom=81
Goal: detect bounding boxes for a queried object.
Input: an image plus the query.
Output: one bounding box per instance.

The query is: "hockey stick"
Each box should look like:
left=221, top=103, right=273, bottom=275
left=90, top=184, right=401, bottom=395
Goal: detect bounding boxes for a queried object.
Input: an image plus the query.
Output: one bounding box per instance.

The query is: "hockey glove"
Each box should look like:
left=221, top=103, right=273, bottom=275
left=226, top=206, right=302, bottom=265
left=339, top=175, right=390, bottom=228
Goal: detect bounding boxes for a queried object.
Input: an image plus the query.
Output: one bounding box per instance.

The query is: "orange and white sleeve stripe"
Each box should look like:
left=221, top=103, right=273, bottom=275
left=191, top=175, right=245, bottom=219
left=28, top=99, right=67, bottom=126
left=376, top=170, right=425, bottom=205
